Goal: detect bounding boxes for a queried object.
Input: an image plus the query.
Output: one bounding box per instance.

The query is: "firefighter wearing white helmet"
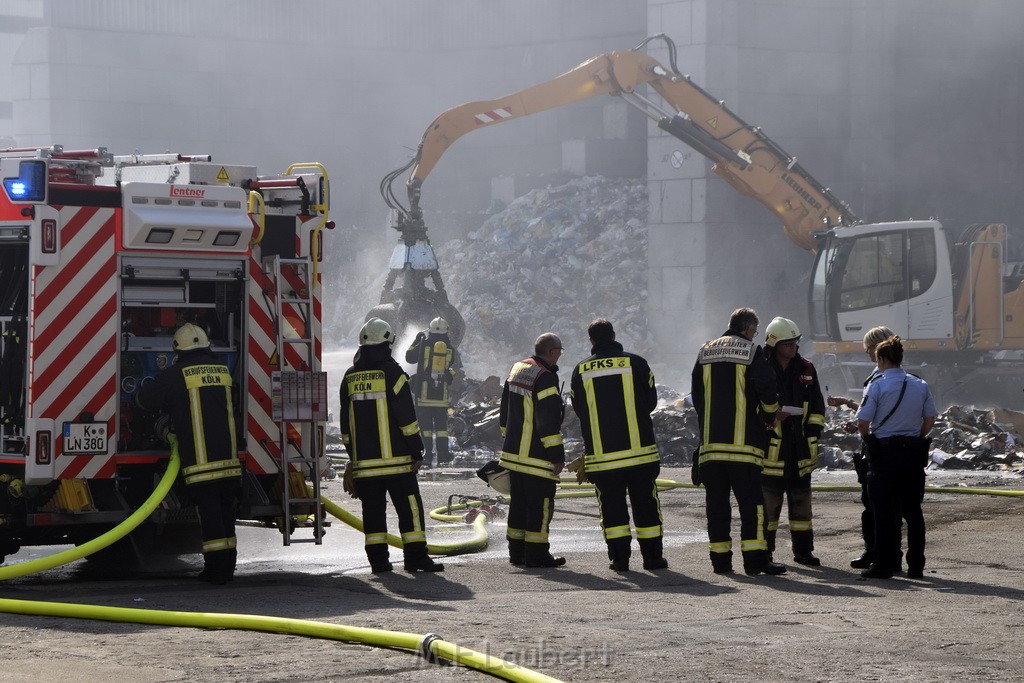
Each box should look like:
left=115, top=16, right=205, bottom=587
left=405, top=316, right=461, bottom=467
left=136, top=323, right=241, bottom=584
left=762, top=316, right=826, bottom=567
left=341, top=316, right=443, bottom=573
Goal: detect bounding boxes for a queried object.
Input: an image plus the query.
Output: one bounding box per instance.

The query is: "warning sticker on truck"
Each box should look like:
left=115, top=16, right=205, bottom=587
left=62, top=422, right=109, bottom=455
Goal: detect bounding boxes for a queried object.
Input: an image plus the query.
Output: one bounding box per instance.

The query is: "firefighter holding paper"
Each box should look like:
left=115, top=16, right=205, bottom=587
left=406, top=317, right=461, bottom=467
left=762, top=317, right=826, bottom=567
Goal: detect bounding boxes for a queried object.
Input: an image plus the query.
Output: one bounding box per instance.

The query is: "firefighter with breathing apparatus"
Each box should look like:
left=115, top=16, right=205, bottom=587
left=405, top=317, right=461, bottom=467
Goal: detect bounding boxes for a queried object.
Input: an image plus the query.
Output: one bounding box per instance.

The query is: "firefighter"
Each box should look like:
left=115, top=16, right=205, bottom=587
left=691, top=308, right=784, bottom=576
left=405, top=317, right=461, bottom=467
left=339, top=318, right=443, bottom=573
left=499, top=332, right=566, bottom=568
left=762, top=317, right=826, bottom=566
left=135, top=323, right=241, bottom=585
left=569, top=318, right=666, bottom=571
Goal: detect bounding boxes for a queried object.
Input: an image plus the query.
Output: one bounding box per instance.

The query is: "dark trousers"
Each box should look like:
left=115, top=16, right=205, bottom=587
left=762, top=481, right=813, bottom=556
left=701, top=460, right=768, bottom=569
left=417, top=406, right=450, bottom=465
left=355, top=473, right=430, bottom=564
left=193, top=477, right=239, bottom=577
left=507, top=471, right=557, bottom=563
left=867, top=455, right=926, bottom=571
left=855, top=454, right=876, bottom=555
left=590, top=462, right=664, bottom=564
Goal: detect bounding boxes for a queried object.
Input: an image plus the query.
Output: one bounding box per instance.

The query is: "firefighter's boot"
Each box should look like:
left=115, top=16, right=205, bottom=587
left=710, top=550, right=734, bottom=575
left=404, top=543, right=444, bottom=573
left=743, top=549, right=787, bottom=576
left=435, top=433, right=451, bottom=467
left=607, top=537, right=631, bottom=571
left=508, top=538, right=525, bottom=566
left=792, top=530, right=820, bottom=566
left=639, top=537, right=668, bottom=571
left=367, top=544, right=393, bottom=573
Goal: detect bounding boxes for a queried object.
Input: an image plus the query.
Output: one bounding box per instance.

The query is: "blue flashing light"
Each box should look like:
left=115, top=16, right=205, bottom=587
left=3, top=159, right=47, bottom=203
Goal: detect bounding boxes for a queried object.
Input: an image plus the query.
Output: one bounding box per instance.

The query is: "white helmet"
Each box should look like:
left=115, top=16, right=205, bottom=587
left=359, top=318, right=394, bottom=346
left=173, top=323, right=210, bottom=351
left=764, top=317, right=801, bottom=347
left=429, top=317, right=449, bottom=334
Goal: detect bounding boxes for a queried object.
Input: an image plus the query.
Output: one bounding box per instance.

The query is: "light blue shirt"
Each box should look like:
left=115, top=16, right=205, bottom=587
left=857, top=368, right=937, bottom=438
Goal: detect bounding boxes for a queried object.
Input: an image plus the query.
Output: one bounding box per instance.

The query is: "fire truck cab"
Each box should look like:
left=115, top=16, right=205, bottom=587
left=0, top=146, right=331, bottom=564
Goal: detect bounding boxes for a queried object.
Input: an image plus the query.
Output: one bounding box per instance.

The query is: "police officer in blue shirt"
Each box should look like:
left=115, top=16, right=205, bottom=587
left=856, top=336, right=937, bottom=579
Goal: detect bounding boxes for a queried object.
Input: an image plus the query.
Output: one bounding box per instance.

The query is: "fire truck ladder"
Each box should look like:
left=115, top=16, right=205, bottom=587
left=266, top=255, right=325, bottom=546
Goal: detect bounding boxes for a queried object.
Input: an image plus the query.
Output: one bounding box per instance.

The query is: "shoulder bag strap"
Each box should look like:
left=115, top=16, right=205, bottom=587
left=874, top=377, right=908, bottom=431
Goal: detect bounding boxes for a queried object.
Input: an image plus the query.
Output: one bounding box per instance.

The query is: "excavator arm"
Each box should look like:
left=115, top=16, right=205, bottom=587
left=395, top=34, right=857, bottom=251
left=375, top=34, right=859, bottom=342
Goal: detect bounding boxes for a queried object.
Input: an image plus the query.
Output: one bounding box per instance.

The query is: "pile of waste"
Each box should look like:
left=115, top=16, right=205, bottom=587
left=435, top=175, right=649, bottom=379
left=438, top=378, right=1024, bottom=474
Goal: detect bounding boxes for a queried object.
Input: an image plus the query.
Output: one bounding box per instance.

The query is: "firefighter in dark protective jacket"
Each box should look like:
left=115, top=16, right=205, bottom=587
left=499, top=332, right=566, bottom=568
left=405, top=317, right=461, bottom=467
left=135, top=323, right=241, bottom=585
left=762, top=317, right=826, bottom=567
left=570, top=318, right=667, bottom=572
left=691, top=308, right=785, bottom=576
left=339, top=318, right=443, bottom=574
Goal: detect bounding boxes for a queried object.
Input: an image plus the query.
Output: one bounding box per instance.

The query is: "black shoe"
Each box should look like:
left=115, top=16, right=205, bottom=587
left=525, top=556, right=566, bottom=568
left=907, top=567, right=924, bottom=579
left=850, top=553, right=873, bottom=569
left=745, top=561, right=787, bottom=576
left=198, top=567, right=231, bottom=585
left=794, top=553, right=821, bottom=567
left=643, top=558, right=669, bottom=571
left=509, top=558, right=525, bottom=566
left=608, top=559, right=630, bottom=571
left=860, top=564, right=894, bottom=579
left=404, top=558, right=444, bottom=573
left=370, top=561, right=394, bottom=574
left=713, top=565, right=734, bottom=575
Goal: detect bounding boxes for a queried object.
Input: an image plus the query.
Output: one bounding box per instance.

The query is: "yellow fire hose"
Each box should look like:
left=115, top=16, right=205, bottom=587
left=0, top=443, right=563, bottom=682
left=0, top=441, right=182, bottom=581
left=0, top=597, right=561, bottom=683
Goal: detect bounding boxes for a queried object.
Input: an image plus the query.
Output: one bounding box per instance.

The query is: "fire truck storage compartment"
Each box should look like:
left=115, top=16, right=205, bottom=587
left=119, top=256, right=245, bottom=450
left=0, top=242, right=28, bottom=453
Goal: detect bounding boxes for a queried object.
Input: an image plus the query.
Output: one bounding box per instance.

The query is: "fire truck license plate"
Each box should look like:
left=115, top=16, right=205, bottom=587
left=63, top=423, right=109, bottom=455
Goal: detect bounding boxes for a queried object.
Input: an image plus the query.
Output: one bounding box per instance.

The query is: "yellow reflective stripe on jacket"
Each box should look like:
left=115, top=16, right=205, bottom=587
left=400, top=420, right=420, bottom=436
left=536, top=386, right=559, bottom=400
left=499, top=451, right=558, bottom=480
left=734, top=364, right=747, bottom=446
left=584, top=445, right=660, bottom=472
left=392, top=374, right=408, bottom=395
left=541, top=433, right=563, bottom=448
left=352, top=455, right=415, bottom=478
left=183, top=364, right=233, bottom=470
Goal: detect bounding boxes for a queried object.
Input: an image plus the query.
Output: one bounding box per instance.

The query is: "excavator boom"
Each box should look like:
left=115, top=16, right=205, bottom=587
left=374, top=34, right=858, bottom=343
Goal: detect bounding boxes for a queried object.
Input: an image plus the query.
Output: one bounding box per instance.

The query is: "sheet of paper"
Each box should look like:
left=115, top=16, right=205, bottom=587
left=780, top=405, right=804, bottom=416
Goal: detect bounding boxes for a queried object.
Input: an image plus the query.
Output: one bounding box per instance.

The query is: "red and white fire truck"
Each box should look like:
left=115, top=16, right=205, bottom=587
left=0, top=146, right=331, bottom=564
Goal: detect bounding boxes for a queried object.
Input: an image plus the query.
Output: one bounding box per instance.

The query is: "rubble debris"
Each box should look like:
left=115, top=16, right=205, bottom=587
left=441, top=384, right=1024, bottom=474
left=434, top=175, right=649, bottom=379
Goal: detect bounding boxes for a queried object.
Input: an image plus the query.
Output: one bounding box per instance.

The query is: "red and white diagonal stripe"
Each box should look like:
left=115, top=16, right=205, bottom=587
left=245, top=256, right=323, bottom=475
left=30, top=206, right=119, bottom=479
left=475, top=107, right=512, bottom=125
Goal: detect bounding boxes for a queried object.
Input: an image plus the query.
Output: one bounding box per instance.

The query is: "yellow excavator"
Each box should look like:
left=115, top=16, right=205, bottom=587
left=375, top=34, right=1022, bottom=405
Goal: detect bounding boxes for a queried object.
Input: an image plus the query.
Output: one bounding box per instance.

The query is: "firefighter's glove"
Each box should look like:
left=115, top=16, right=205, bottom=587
left=690, top=454, right=702, bottom=487
left=342, top=462, right=358, bottom=499
left=566, top=457, right=588, bottom=484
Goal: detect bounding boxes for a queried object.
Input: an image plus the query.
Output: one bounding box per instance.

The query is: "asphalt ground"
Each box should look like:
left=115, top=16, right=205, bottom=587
left=1, top=467, right=1023, bottom=682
